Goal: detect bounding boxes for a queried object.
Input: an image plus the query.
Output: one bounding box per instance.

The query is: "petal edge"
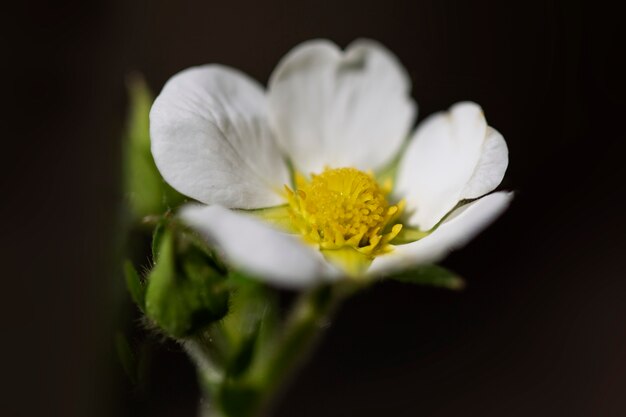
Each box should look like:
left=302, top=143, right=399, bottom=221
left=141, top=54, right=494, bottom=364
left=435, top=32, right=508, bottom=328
left=369, top=191, right=513, bottom=276
left=180, top=204, right=339, bottom=288
left=396, top=102, right=508, bottom=230
left=268, top=39, right=416, bottom=174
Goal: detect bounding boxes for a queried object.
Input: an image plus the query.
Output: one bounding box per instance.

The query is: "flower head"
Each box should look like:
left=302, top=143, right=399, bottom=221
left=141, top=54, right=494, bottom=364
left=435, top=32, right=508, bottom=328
left=150, top=39, right=512, bottom=288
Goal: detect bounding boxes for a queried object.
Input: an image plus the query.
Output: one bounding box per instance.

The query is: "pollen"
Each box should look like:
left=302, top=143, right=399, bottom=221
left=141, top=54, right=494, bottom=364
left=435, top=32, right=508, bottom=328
left=285, top=167, right=404, bottom=261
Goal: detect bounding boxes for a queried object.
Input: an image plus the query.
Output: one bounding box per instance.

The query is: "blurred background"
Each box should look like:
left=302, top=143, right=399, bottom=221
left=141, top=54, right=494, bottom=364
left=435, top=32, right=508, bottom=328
left=4, top=0, right=626, bottom=416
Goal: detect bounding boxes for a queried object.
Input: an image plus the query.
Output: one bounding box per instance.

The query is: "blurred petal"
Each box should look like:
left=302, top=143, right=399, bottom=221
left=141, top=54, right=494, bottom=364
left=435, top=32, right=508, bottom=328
left=268, top=39, right=416, bottom=174
left=180, top=204, right=339, bottom=288
left=150, top=65, right=290, bottom=209
left=396, top=102, right=508, bottom=230
left=369, top=191, right=513, bottom=276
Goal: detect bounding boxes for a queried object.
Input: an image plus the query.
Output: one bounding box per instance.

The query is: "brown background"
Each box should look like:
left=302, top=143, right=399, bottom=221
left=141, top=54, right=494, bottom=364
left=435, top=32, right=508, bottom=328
left=3, top=0, right=626, bottom=416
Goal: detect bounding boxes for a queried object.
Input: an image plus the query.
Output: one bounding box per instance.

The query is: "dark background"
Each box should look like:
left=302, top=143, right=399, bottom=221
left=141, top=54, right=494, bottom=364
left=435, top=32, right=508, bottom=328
left=4, top=0, right=626, bottom=416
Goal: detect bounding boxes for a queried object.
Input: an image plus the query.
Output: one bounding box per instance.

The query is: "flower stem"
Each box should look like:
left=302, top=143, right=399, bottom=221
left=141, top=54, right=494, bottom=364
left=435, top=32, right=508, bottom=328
left=251, top=282, right=361, bottom=416
left=191, top=281, right=364, bottom=417
left=263, top=286, right=333, bottom=388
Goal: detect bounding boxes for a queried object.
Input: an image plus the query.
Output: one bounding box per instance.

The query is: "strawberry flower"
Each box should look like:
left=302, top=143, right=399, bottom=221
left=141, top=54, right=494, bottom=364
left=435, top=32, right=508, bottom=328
left=150, top=39, right=511, bottom=288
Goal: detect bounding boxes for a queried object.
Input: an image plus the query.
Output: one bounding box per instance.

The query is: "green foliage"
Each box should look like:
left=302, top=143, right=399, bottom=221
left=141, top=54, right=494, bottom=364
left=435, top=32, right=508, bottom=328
left=124, top=260, right=145, bottom=312
left=145, top=229, right=230, bottom=338
left=151, top=219, right=166, bottom=262
left=388, top=264, right=465, bottom=290
left=123, top=74, right=184, bottom=219
left=167, top=276, right=279, bottom=417
left=220, top=279, right=278, bottom=379
left=192, top=280, right=279, bottom=416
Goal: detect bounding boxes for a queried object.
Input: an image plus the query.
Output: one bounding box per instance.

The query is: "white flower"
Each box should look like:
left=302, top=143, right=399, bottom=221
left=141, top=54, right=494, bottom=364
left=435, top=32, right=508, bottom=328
left=150, top=39, right=512, bottom=289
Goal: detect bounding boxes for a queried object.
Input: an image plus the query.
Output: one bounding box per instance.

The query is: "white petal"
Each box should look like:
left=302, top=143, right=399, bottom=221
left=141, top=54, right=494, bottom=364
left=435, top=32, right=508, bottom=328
left=150, top=65, right=290, bottom=209
left=396, top=102, right=509, bottom=230
left=368, top=191, right=513, bottom=276
left=180, top=204, right=339, bottom=289
left=268, top=39, right=416, bottom=174
left=462, top=127, right=509, bottom=199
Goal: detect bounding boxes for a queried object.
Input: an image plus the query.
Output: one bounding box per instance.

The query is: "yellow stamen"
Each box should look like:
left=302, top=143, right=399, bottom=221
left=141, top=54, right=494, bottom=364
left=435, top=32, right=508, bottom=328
left=285, top=167, right=404, bottom=273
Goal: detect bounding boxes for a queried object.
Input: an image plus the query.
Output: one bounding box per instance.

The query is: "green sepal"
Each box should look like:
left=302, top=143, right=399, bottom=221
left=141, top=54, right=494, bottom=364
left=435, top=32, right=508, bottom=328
left=388, top=264, right=465, bottom=290
left=145, top=229, right=230, bottom=338
left=181, top=223, right=228, bottom=275
left=124, top=260, right=146, bottom=312
left=393, top=227, right=430, bottom=244
left=123, top=74, right=184, bottom=219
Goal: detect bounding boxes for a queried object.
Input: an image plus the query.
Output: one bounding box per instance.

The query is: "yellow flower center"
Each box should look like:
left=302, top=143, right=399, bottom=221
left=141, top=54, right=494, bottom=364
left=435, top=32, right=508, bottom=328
left=285, top=167, right=404, bottom=274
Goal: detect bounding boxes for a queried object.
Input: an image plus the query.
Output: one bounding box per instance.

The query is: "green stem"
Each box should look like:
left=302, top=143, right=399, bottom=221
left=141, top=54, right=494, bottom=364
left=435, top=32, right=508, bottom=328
left=263, top=286, right=334, bottom=389
left=191, top=281, right=365, bottom=417
left=252, top=282, right=362, bottom=416
left=184, top=335, right=226, bottom=417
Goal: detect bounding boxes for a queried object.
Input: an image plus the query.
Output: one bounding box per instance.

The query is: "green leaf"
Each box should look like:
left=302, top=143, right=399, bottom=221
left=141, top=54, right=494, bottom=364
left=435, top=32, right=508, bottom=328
left=388, top=264, right=465, bottom=290
left=115, top=332, right=137, bottom=384
left=123, top=74, right=184, bottom=219
left=151, top=219, right=165, bottom=262
left=145, top=229, right=230, bottom=338
left=124, top=260, right=145, bottom=311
